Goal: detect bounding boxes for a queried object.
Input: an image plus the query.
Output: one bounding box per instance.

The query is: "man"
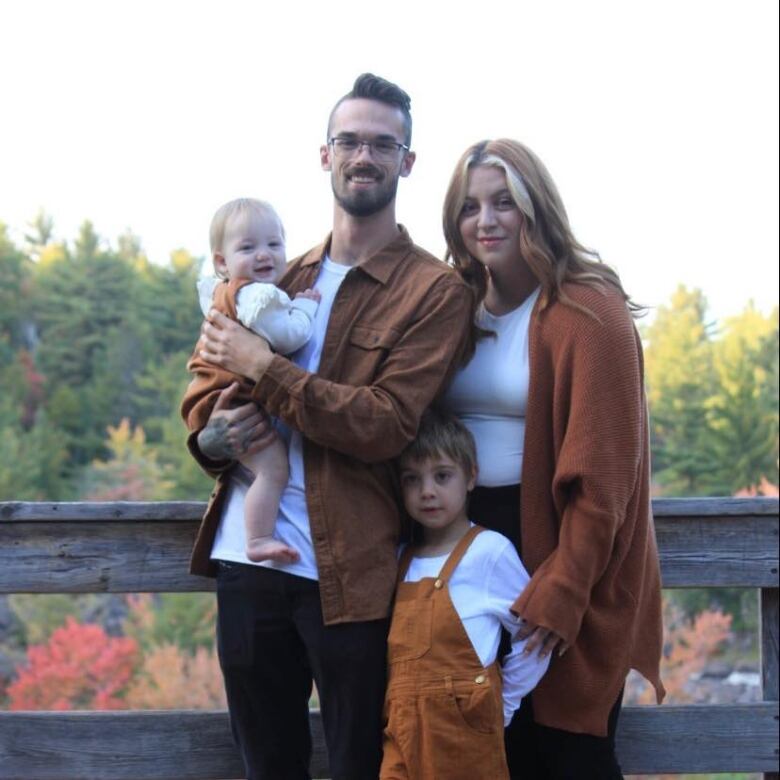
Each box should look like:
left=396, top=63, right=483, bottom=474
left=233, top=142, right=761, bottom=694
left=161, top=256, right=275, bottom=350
left=185, top=73, right=471, bottom=780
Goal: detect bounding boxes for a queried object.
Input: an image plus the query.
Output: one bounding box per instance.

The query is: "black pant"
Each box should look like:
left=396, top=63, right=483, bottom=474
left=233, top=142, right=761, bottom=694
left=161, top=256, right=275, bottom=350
left=215, top=561, right=389, bottom=780
left=505, top=690, right=624, bottom=779
left=470, top=484, right=624, bottom=779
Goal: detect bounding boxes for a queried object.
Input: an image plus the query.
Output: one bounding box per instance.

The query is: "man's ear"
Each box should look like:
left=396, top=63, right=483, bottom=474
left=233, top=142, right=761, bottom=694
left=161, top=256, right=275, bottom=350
left=399, top=150, right=416, bottom=178
left=320, top=143, right=332, bottom=172
left=213, top=252, right=228, bottom=279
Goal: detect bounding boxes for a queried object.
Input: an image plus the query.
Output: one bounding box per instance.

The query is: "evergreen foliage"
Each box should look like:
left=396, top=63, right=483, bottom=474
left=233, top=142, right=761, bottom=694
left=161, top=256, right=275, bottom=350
left=0, top=218, right=208, bottom=499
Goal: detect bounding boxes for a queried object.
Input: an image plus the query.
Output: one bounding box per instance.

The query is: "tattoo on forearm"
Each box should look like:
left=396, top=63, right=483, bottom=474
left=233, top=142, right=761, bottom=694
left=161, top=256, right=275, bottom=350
left=199, top=418, right=235, bottom=461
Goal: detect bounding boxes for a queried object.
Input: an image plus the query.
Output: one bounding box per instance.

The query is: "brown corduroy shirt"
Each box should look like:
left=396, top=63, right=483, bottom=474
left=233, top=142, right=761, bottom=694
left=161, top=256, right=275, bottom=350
left=182, top=227, right=472, bottom=625
left=513, top=283, right=665, bottom=736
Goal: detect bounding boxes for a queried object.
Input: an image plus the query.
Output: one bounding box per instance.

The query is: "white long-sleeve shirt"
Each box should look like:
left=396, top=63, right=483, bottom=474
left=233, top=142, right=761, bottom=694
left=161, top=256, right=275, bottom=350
left=197, top=276, right=318, bottom=356
left=402, top=527, right=549, bottom=725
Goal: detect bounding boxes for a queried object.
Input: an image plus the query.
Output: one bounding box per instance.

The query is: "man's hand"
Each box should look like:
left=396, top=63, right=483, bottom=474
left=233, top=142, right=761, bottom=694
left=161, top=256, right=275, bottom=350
left=199, top=310, right=273, bottom=381
left=197, top=383, right=276, bottom=461
left=516, top=618, right=570, bottom=659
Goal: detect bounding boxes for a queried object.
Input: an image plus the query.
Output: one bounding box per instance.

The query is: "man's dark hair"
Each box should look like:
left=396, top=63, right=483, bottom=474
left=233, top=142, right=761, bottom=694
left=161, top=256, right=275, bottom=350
left=327, top=73, right=412, bottom=146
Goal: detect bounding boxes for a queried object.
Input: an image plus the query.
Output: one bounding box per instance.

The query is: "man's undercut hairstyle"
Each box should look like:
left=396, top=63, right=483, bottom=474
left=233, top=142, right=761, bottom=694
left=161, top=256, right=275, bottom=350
left=328, top=72, right=413, bottom=146
left=399, top=407, right=477, bottom=478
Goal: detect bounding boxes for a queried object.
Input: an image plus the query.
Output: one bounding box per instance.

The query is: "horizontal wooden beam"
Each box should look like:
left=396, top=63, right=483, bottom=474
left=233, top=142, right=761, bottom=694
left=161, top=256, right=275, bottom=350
left=0, top=499, right=777, bottom=593
left=616, top=702, right=779, bottom=773
left=0, top=704, right=777, bottom=779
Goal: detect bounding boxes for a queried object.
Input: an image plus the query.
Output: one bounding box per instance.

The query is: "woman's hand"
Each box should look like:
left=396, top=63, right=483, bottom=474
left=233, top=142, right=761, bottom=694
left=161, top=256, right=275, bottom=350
left=516, top=619, right=570, bottom=659
left=199, top=310, right=273, bottom=381
left=197, top=383, right=276, bottom=461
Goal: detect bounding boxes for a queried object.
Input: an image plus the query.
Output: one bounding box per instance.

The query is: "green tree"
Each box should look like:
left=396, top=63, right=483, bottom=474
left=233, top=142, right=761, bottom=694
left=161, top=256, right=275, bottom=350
left=23, top=210, right=55, bottom=261
left=79, top=419, right=173, bottom=500
left=707, top=304, right=779, bottom=492
left=0, top=398, right=69, bottom=500
left=644, top=286, right=721, bottom=495
left=0, top=224, right=33, bottom=358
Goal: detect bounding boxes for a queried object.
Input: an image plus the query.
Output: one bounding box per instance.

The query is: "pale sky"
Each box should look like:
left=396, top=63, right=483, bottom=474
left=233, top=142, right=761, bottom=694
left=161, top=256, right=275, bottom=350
left=2, top=0, right=778, bottom=323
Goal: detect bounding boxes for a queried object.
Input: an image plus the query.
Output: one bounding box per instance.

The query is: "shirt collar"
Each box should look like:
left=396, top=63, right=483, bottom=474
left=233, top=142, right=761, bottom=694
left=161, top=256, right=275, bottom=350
left=299, top=225, right=414, bottom=285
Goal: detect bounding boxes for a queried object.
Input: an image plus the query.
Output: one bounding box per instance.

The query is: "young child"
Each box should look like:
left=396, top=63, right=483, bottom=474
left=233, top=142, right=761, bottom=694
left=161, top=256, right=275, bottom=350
left=380, top=409, right=549, bottom=780
left=182, top=198, right=319, bottom=563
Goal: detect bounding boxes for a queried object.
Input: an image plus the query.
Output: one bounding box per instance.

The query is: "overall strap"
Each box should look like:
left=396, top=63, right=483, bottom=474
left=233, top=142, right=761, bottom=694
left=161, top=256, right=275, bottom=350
left=438, top=526, right=484, bottom=583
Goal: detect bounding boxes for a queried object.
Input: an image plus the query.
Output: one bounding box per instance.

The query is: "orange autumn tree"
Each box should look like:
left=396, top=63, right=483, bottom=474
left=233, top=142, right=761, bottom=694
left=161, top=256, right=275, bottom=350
left=125, top=644, right=226, bottom=709
left=627, top=600, right=733, bottom=705
left=8, top=617, right=139, bottom=710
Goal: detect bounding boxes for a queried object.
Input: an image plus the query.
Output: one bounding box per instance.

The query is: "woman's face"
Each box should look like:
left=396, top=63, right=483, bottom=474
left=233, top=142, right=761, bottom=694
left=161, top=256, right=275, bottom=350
left=459, top=165, right=524, bottom=275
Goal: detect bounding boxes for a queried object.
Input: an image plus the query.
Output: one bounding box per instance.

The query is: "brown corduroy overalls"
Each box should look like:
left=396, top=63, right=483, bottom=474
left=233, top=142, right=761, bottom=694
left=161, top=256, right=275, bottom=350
left=380, top=526, right=510, bottom=780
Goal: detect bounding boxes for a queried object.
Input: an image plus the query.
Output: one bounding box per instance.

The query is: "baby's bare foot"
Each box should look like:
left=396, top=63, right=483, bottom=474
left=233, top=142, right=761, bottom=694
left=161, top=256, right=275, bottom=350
left=247, top=536, right=300, bottom=564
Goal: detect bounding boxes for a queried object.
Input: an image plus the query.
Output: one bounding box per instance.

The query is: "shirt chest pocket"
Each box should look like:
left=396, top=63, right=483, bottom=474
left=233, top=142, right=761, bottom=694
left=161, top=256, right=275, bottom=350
left=347, top=324, right=401, bottom=378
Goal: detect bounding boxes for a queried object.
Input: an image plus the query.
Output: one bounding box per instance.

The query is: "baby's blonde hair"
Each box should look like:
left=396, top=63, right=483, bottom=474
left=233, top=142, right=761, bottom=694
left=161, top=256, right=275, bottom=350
left=209, top=198, right=285, bottom=255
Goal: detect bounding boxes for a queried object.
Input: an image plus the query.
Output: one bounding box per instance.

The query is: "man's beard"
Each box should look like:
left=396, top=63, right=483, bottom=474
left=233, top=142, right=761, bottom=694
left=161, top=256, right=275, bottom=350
left=331, top=165, right=400, bottom=218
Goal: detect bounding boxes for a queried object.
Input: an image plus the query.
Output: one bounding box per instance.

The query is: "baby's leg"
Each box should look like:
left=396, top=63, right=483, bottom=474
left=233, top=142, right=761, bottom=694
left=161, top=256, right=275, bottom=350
left=240, top=437, right=299, bottom=563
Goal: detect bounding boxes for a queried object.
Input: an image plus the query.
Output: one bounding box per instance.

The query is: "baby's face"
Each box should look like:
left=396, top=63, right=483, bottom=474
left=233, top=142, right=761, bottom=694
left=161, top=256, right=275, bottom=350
left=215, top=211, right=286, bottom=284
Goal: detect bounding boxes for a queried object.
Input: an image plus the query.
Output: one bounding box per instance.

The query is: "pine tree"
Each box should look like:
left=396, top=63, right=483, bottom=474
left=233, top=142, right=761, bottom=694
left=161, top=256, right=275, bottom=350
left=707, top=304, right=779, bottom=492
left=644, top=286, right=721, bottom=495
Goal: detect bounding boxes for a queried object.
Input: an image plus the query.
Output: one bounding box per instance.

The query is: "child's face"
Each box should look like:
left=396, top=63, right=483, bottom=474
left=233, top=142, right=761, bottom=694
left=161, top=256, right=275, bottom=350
left=214, top=211, right=286, bottom=284
left=399, top=454, right=475, bottom=534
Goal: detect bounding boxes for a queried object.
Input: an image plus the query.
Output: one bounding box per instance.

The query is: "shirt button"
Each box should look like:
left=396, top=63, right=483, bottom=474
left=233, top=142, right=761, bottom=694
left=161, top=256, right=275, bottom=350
left=434, top=579, right=443, bottom=589
left=475, top=674, right=486, bottom=684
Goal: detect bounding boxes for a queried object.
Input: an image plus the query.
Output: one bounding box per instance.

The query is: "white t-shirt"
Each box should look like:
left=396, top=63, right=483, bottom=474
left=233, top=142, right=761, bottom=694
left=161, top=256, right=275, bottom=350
left=402, top=527, right=549, bottom=725
left=210, top=256, right=350, bottom=579
left=443, top=288, right=540, bottom=487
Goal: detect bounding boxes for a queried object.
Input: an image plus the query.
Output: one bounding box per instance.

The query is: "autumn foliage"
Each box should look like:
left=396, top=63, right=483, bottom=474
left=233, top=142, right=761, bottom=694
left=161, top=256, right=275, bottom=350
left=626, top=599, right=733, bottom=705
left=7, top=617, right=139, bottom=710
left=125, top=643, right=226, bottom=709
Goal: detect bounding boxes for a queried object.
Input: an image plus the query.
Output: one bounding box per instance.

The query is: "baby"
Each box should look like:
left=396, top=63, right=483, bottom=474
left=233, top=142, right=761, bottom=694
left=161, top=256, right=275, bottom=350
left=182, top=198, right=319, bottom=563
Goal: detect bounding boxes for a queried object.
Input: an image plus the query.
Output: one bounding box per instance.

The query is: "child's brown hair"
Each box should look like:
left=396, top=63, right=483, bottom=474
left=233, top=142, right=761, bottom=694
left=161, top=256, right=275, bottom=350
left=399, top=407, right=477, bottom=477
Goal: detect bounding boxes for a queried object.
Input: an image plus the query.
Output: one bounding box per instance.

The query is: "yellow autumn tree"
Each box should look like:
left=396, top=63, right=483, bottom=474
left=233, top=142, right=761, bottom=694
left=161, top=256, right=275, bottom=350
left=125, top=643, right=226, bottom=709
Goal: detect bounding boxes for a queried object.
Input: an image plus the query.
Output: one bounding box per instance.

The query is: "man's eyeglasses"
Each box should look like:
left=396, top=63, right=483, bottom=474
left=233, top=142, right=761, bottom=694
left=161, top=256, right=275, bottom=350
left=328, top=137, right=410, bottom=161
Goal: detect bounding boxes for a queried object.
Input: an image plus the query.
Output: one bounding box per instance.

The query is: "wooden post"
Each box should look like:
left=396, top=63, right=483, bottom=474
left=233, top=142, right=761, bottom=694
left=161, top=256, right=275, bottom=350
left=762, top=583, right=779, bottom=780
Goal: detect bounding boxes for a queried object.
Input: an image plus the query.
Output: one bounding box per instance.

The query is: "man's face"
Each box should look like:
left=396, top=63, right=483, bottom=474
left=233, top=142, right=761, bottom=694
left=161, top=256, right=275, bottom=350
left=321, top=98, right=415, bottom=218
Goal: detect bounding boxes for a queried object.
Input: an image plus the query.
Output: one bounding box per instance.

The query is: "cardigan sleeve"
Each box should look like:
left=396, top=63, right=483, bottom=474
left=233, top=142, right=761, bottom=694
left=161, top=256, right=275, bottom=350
left=513, top=295, right=646, bottom=644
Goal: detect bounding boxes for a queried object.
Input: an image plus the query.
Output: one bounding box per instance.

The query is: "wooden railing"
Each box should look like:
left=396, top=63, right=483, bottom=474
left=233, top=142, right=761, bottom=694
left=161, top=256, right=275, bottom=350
left=0, top=497, right=777, bottom=779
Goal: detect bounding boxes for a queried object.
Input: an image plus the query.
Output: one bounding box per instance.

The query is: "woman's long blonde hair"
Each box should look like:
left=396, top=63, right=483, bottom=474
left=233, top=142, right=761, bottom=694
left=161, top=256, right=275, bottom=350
left=443, top=139, right=643, bottom=341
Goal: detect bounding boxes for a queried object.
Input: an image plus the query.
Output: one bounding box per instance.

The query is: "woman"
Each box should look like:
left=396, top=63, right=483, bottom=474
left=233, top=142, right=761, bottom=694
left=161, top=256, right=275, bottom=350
left=441, top=139, right=665, bottom=778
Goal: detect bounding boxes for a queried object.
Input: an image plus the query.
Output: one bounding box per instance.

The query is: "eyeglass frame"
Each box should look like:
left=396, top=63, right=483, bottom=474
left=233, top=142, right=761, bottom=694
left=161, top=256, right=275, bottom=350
left=327, top=135, right=411, bottom=160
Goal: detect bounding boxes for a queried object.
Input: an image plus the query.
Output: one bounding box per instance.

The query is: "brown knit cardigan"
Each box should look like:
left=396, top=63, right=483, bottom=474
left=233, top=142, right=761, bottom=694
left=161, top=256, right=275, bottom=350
left=512, top=282, right=665, bottom=736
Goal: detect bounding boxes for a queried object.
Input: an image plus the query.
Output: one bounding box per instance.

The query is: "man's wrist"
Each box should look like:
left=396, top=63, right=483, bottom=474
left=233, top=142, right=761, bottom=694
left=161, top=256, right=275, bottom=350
left=251, top=352, right=278, bottom=383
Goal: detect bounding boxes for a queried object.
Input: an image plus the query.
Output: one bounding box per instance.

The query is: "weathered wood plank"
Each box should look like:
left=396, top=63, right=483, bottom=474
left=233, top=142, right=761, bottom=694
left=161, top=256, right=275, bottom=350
left=762, top=588, right=780, bottom=780
left=763, top=588, right=779, bottom=700
left=1, top=496, right=776, bottom=522
left=655, top=513, right=779, bottom=587
left=652, top=496, right=779, bottom=517
left=0, top=710, right=328, bottom=780
left=0, top=705, right=777, bottom=779
left=1, top=503, right=777, bottom=592
left=0, top=520, right=215, bottom=593
left=616, top=702, right=779, bottom=773
left=0, top=501, right=205, bottom=522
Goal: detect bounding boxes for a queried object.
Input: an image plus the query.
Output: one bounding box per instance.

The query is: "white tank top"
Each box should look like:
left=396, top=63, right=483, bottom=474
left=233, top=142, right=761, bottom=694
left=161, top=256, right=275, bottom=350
left=443, top=288, right=539, bottom=487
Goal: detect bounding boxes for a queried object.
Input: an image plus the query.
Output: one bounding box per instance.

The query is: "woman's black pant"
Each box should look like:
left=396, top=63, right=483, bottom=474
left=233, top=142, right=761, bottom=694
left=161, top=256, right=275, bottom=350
left=470, top=484, right=624, bottom=780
